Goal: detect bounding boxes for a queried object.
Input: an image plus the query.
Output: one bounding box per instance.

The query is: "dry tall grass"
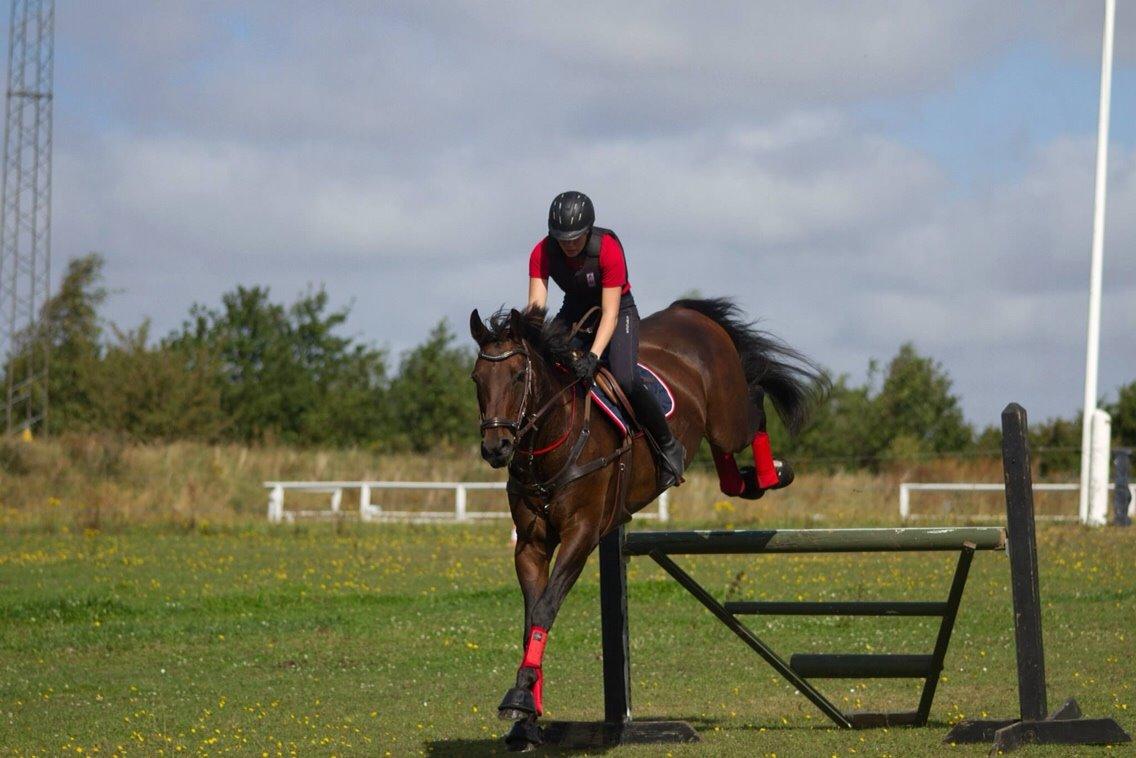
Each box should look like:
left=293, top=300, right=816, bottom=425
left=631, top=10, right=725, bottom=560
left=0, top=435, right=1081, bottom=532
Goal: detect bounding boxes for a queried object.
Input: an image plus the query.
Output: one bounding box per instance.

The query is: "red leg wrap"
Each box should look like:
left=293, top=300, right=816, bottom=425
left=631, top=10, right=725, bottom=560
left=531, top=667, right=543, bottom=716
left=713, top=451, right=745, bottom=497
left=752, top=431, right=779, bottom=489
left=520, top=626, right=548, bottom=715
left=522, top=626, right=548, bottom=668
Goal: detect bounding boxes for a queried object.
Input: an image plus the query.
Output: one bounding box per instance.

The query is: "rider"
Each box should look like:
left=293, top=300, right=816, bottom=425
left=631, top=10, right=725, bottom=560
left=526, top=190, right=685, bottom=488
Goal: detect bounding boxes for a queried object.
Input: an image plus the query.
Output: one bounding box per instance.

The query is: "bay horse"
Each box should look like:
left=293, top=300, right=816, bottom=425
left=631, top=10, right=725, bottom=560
left=469, top=297, right=826, bottom=750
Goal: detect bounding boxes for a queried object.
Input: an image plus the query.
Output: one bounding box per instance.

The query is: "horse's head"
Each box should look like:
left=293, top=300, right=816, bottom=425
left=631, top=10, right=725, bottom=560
left=470, top=308, right=533, bottom=468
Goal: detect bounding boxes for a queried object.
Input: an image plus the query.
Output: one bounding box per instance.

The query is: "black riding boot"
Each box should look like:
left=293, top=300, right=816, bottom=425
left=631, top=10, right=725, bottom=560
left=628, top=383, right=686, bottom=488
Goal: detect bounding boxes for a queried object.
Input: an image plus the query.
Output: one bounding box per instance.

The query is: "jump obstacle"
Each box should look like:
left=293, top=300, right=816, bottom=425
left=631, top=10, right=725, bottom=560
left=532, top=404, right=1131, bottom=752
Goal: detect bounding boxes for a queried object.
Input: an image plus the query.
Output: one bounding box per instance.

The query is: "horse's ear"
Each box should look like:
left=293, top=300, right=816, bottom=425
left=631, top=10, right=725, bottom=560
left=509, top=308, right=526, bottom=341
left=469, top=309, right=488, bottom=345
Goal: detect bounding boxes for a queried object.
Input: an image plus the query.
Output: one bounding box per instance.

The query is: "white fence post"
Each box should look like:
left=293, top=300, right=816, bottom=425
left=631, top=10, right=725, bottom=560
left=331, top=488, right=343, bottom=515
left=267, top=484, right=284, bottom=524
left=359, top=484, right=373, bottom=522
left=455, top=485, right=468, bottom=522
left=899, top=484, right=910, bottom=520
left=658, top=491, right=670, bottom=522
left=1087, top=409, right=1111, bottom=525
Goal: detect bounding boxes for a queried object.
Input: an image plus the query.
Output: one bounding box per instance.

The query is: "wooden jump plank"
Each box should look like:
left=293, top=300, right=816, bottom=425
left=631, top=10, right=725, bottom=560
left=624, top=527, right=1005, bottom=555
left=789, top=653, right=935, bottom=679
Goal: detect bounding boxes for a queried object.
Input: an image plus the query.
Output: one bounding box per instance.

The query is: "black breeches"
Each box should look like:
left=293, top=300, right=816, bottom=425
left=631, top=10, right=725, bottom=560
left=606, top=307, right=640, bottom=394
left=555, top=304, right=641, bottom=394
left=554, top=304, right=672, bottom=443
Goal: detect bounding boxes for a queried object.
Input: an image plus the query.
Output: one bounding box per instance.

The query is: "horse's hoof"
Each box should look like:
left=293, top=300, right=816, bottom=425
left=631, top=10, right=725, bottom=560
left=498, top=687, right=536, bottom=721
left=504, top=719, right=543, bottom=751
left=772, top=459, right=794, bottom=489
left=737, top=461, right=794, bottom=499
left=736, top=466, right=766, bottom=500
left=498, top=708, right=530, bottom=722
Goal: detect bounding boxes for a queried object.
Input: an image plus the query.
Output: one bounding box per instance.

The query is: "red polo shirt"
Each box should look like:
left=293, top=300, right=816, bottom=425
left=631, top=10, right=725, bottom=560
left=528, top=234, right=632, bottom=295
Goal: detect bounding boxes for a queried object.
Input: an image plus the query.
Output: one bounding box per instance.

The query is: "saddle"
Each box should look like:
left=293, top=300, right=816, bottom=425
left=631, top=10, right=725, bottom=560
left=591, top=363, right=674, bottom=436
left=557, top=307, right=684, bottom=497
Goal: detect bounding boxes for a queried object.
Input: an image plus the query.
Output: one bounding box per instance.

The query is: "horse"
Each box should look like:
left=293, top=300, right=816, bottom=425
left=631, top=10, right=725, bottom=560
left=469, top=297, right=826, bottom=750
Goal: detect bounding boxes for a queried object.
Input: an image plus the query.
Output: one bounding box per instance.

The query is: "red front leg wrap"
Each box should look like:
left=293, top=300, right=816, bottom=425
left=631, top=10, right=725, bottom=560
left=713, top=451, right=745, bottom=496
left=752, top=431, right=779, bottom=489
left=520, top=625, right=549, bottom=715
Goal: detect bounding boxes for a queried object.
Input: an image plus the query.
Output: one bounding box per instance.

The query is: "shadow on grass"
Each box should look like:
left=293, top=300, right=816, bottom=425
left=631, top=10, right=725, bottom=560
left=423, top=714, right=952, bottom=754
left=421, top=736, right=513, bottom=756
left=422, top=735, right=638, bottom=756
left=423, top=716, right=720, bottom=755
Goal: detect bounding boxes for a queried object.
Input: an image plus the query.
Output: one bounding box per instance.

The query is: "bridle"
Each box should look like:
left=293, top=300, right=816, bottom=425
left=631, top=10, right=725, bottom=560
left=477, top=346, right=533, bottom=436
left=477, top=342, right=584, bottom=458
left=477, top=307, right=603, bottom=443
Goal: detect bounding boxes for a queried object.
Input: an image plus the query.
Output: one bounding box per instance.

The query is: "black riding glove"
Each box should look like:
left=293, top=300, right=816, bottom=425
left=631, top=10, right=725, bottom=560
left=571, top=352, right=599, bottom=381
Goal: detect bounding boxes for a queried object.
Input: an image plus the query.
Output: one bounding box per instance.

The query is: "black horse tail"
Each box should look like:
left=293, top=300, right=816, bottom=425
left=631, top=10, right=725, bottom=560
left=670, top=297, right=829, bottom=436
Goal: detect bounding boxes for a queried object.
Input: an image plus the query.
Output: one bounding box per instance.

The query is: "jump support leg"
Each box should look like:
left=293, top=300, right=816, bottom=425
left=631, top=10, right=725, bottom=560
left=943, top=404, right=1130, bottom=751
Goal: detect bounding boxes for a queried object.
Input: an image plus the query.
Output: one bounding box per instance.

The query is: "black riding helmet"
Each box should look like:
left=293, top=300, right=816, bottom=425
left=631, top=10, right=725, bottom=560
left=548, top=191, right=594, bottom=241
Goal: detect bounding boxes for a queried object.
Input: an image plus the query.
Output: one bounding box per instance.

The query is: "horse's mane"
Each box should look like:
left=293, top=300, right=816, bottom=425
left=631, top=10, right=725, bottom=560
left=484, top=306, right=576, bottom=367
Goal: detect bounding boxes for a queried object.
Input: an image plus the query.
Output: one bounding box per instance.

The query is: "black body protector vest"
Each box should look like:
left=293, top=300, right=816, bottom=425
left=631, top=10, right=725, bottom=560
left=544, top=227, right=636, bottom=318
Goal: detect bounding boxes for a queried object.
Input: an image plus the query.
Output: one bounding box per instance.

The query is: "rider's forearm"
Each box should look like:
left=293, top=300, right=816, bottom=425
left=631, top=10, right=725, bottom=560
left=589, top=310, right=618, bottom=357
left=527, top=277, right=548, bottom=312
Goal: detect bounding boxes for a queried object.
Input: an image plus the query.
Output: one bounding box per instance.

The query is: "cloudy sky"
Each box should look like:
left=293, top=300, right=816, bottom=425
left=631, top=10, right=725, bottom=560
left=38, top=2, right=1136, bottom=427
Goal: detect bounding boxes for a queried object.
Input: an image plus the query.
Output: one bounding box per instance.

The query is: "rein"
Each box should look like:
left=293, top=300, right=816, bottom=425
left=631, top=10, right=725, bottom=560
left=476, top=318, right=634, bottom=529
left=478, top=343, right=583, bottom=456
left=518, top=387, right=576, bottom=456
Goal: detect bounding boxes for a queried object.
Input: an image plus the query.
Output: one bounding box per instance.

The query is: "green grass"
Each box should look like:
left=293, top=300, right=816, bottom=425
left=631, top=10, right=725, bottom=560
left=1, top=522, right=1133, bottom=756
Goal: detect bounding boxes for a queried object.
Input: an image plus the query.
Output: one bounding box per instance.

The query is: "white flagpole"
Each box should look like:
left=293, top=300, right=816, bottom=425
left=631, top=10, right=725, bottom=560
left=1079, top=0, right=1116, bottom=524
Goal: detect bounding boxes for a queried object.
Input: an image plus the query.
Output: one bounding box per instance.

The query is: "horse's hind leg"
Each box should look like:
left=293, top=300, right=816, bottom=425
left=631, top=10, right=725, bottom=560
left=704, top=363, right=764, bottom=496
left=707, top=389, right=789, bottom=497
left=710, top=442, right=747, bottom=497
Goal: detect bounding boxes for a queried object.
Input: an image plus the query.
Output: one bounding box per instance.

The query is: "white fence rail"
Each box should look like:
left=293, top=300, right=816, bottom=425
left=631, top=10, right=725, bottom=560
left=265, top=480, right=670, bottom=524
left=899, top=482, right=1136, bottom=522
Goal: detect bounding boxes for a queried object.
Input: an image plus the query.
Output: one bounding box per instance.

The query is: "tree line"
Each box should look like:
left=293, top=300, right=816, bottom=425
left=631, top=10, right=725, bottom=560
left=5, top=254, right=1133, bottom=475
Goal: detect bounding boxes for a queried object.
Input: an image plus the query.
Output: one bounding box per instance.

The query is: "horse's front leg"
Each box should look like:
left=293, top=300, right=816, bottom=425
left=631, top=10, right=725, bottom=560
left=500, top=501, right=551, bottom=723
left=499, top=511, right=598, bottom=731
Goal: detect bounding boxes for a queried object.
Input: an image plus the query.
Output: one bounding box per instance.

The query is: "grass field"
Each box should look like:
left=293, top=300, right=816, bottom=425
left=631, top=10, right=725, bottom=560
left=1, top=518, right=1133, bottom=756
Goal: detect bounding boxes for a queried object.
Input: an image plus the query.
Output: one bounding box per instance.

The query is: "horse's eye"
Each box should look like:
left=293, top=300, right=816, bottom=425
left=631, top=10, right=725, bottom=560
left=514, top=370, right=526, bottom=383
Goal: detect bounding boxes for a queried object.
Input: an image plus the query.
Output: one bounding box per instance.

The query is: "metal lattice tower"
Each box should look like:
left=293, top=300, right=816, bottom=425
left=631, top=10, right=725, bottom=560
left=0, top=0, right=53, bottom=435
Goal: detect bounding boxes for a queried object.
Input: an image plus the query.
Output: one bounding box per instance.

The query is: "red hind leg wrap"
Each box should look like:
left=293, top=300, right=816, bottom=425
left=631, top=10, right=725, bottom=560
left=752, top=431, right=779, bottom=489
left=520, top=626, right=548, bottom=715
left=713, top=451, right=745, bottom=497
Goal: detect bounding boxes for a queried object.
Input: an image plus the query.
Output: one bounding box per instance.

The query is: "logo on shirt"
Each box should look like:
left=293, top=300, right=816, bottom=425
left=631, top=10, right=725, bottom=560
left=586, top=272, right=596, bottom=287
